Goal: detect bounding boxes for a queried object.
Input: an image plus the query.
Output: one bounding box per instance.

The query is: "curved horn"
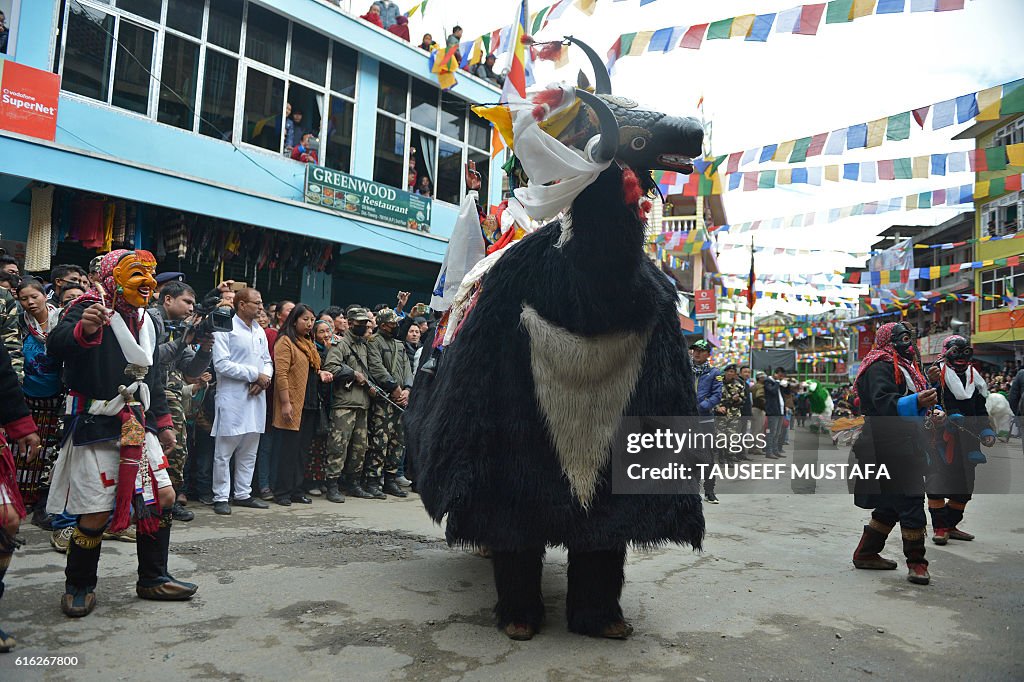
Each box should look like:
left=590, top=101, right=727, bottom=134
left=564, top=35, right=612, bottom=95
left=574, top=89, right=618, bottom=164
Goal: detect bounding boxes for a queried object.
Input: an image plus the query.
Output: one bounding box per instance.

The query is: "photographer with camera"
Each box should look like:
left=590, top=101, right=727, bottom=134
left=148, top=282, right=215, bottom=522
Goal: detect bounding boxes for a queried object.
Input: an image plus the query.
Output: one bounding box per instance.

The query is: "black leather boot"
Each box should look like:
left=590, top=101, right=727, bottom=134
left=325, top=483, right=346, bottom=503
left=341, top=474, right=375, bottom=499
left=383, top=476, right=408, bottom=498
left=0, top=527, right=18, bottom=651
left=136, top=509, right=198, bottom=601
left=62, top=526, right=102, bottom=617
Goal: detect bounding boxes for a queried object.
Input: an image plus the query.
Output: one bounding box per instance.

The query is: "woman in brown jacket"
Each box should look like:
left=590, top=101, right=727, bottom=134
left=273, top=304, right=333, bottom=505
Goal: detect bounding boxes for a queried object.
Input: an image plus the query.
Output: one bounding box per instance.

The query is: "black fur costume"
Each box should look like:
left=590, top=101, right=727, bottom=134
left=404, top=49, right=705, bottom=636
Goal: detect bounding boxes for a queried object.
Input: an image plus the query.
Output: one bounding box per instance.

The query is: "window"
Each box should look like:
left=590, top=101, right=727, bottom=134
left=199, top=50, right=237, bottom=140
left=242, top=68, right=284, bottom=151
left=158, top=33, right=199, bottom=130
left=166, top=0, right=202, bottom=38
left=374, top=69, right=493, bottom=208
left=285, top=82, right=322, bottom=149
left=981, top=266, right=1021, bottom=311
left=994, top=118, right=1024, bottom=148
left=117, top=0, right=160, bottom=22
left=374, top=113, right=406, bottom=187
left=62, top=3, right=115, bottom=102
left=981, top=191, right=1022, bottom=238
left=325, top=97, right=355, bottom=173
left=244, top=4, right=287, bottom=70
left=110, top=20, right=154, bottom=115
left=290, top=24, right=328, bottom=86
left=208, top=0, right=242, bottom=52
left=56, top=1, right=358, bottom=159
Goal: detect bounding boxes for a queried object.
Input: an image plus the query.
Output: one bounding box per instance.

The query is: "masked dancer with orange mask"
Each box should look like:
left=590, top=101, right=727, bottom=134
left=46, top=250, right=198, bottom=618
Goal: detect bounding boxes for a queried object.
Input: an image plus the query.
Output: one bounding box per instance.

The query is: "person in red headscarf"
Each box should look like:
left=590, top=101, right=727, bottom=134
left=361, top=4, right=384, bottom=28
left=46, top=249, right=198, bottom=618
left=388, top=14, right=411, bottom=41
left=849, top=322, right=937, bottom=586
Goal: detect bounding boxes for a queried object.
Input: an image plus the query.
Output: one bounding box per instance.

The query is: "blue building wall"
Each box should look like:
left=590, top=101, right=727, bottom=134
left=0, top=0, right=502, bottom=264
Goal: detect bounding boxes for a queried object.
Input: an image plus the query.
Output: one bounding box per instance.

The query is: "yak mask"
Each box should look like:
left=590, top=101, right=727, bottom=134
left=111, top=250, right=158, bottom=309
left=942, top=335, right=973, bottom=370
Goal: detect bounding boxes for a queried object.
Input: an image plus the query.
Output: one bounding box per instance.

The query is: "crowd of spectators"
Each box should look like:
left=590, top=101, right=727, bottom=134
left=0, top=255, right=433, bottom=550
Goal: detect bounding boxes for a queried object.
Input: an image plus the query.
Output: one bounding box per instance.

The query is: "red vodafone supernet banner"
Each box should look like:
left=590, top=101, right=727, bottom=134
left=0, top=59, right=60, bottom=142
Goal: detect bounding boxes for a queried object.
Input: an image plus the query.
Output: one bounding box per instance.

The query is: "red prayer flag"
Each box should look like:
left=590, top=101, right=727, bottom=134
left=878, top=159, right=895, bottom=180
left=970, top=148, right=988, bottom=172
left=795, top=3, right=826, bottom=35
left=950, top=263, right=961, bottom=273
left=936, top=0, right=964, bottom=10
left=806, top=132, right=829, bottom=157
left=1008, top=255, right=1021, bottom=266
left=683, top=174, right=699, bottom=196
left=726, top=151, right=742, bottom=174
left=1005, top=174, right=1023, bottom=192
left=680, top=24, right=708, bottom=49
left=912, top=106, right=930, bottom=128
left=743, top=172, right=757, bottom=191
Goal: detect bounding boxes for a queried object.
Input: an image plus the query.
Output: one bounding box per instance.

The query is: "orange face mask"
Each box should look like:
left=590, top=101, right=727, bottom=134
left=112, top=250, right=158, bottom=308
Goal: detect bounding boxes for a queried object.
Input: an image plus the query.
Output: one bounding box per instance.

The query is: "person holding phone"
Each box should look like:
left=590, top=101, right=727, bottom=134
left=849, top=322, right=936, bottom=586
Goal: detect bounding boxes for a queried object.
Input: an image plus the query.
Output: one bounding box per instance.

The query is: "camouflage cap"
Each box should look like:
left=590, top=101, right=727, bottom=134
left=347, top=307, right=371, bottom=323
left=376, top=308, right=399, bottom=325
left=690, top=339, right=712, bottom=351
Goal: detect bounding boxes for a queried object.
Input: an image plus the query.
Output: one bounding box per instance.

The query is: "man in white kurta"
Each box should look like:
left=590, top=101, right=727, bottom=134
left=211, top=288, right=273, bottom=514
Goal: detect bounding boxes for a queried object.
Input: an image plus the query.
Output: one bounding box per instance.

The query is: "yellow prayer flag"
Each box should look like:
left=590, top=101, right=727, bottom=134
left=630, top=30, right=654, bottom=56
left=1007, top=142, right=1024, bottom=167
left=880, top=270, right=890, bottom=285
left=929, top=266, right=941, bottom=280
left=731, top=14, right=756, bottom=37
left=982, top=259, right=994, bottom=267
left=575, top=0, right=597, bottom=16
left=906, top=194, right=918, bottom=210
left=773, top=140, right=795, bottom=162
left=912, top=156, right=929, bottom=179
left=711, top=173, right=723, bottom=195
left=777, top=169, right=792, bottom=185
left=866, top=117, right=886, bottom=148
left=851, top=0, right=877, bottom=19
left=825, top=165, right=840, bottom=182
left=975, top=180, right=991, bottom=198
left=469, top=38, right=484, bottom=67
left=977, top=85, right=1002, bottom=121
left=437, top=72, right=457, bottom=90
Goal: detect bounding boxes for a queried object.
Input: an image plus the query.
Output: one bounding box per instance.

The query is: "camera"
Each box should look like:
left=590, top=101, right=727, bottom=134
left=192, top=296, right=235, bottom=338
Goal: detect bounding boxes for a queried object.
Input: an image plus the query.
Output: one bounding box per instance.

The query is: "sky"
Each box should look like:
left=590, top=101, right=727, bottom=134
left=395, top=0, right=1024, bottom=313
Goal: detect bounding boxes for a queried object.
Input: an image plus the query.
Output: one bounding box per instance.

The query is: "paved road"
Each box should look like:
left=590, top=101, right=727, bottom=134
left=1, top=441, right=1022, bottom=681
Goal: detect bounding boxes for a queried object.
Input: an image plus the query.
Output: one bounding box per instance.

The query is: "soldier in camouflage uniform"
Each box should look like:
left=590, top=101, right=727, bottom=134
left=322, top=308, right=375, bottom=502
left=148, top=282, right=214, bottom=521
left=0, top=287, right=22, bottom=381
left=364, top=308, right=412, bottom=498
left=719, top=364, right=751, bottom=463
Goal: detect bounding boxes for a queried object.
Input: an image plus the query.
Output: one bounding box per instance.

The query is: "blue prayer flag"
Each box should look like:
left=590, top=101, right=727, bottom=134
left=930, top=154, right=947, bottom=176
left=846, top=123, right=867, bottom=149
left=876, top=0, right=905, bottom=13
left=746, top=14, right=775, bottom=41
left=759, top=145, right=778, bottom=162
left=648, top=27, right=675, bottom=52
left=955, top=94, right=978, bottom=123
left=792, top=168, right=808, bottom=184
left=932, top=99, right=956, bottom=129
left=844, top=163, right=860, bottom=180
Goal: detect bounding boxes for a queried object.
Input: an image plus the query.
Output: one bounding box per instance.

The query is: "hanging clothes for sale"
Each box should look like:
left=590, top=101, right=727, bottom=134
left=26, top=184, right=54, bottom=272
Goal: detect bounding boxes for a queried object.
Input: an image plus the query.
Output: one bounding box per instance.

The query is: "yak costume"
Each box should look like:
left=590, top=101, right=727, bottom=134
left=926, top=335, right=995, bottom=545
left=405, top=38, right=705, bottom=640
left=850, top=322, right=933, bottom=585
left=46, top=249, right=198, bottom=617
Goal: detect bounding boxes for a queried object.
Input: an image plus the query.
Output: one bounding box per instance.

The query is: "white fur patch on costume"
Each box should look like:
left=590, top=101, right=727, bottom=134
left=520, top=305, right=651, bottom=508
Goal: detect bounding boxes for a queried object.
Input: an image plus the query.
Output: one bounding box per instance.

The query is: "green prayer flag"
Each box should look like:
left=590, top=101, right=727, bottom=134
left=919, top=192, right=931, bottom=209
left=758, top=170, right=776, bottom=188
left=789, top=137, right=812, bottom=163
left=989, top=176, right=1006, bottom=196
left=1000, top=79, right=1024, bottom=115
left=886, top=112, right=910, bottom=141
left=985, top=145, right=1008, bottom=171
left=481, top=34, right=490, bottom=51
left=707, top=155, right=727, bottom=176
left=826, top=0, right=854, bottom=23
left=707, top=18, right=733, bottom=40
left=894, top=158, right=912, bottom=180
left=619, top=33, right=636, bottom=56
left=698, top=174, right=714, bottom=195
left=531, top=7, right=549, bottom=34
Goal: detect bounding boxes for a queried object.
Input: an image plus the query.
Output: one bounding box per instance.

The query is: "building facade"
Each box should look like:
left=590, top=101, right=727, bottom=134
left=954, top=113, right=1024, bottom=365
left=0, top=0, right=501, bottom=307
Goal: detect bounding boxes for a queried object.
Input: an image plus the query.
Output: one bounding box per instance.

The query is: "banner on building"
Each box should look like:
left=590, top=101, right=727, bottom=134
left=694, top=288, right=717, bottom=319
left=0, top=58, right=59, bottom=141
left=305, top=166, right=432, bottom=231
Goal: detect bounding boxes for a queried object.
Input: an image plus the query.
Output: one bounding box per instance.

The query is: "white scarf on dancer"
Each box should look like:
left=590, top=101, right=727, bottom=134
left=78, top=311, right=156, bottom=416
left=942, top=363, right=989, bottom=401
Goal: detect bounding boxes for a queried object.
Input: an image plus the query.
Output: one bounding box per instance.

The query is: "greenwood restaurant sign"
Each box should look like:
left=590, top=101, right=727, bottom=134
left=304, top=166, right=432, bottom=232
